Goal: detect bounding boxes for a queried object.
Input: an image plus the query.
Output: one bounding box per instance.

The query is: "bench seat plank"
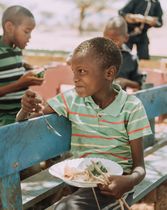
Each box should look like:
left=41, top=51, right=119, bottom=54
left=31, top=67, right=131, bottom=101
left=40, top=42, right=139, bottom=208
left=132, top=144, right=167, bottom=204
left=22, top=169, right=65, bottom=209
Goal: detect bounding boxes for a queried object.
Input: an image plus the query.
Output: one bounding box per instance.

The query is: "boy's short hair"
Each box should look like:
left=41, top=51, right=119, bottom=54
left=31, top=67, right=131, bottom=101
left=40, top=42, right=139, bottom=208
left=104, top=16, right=128, bottom=37
left=2, top=5, right=34, bottom=28
left=73, top=37, right=122, bottom=71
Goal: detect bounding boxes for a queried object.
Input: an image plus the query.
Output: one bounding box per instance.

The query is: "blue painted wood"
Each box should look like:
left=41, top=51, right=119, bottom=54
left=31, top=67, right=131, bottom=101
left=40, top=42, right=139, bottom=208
left=134, top=85, right=167, bottom=148
left=0, top=173, right=22, bottom=210
left=0, top=114, right=71, bottom=178
left=134, top=84, right=167, bottom=119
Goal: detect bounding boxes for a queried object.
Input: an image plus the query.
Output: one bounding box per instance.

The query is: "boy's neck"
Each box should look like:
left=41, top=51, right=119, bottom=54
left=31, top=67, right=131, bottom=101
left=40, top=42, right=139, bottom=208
left=1, top=35, right=15, bottom=48
left=92, top=88, right=117, bottom=109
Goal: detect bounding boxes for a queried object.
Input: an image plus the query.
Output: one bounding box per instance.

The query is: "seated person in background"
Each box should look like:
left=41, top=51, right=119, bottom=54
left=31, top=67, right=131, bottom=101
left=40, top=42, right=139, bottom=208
left=0, top=5, right=43, bottom=126
left=66, top=52, right=73, bottom=66
left=17, top=37, right=152, bottom=210
left=118, top=0, right=163, bottom=60
left=103, top=16, right=143, bottom=91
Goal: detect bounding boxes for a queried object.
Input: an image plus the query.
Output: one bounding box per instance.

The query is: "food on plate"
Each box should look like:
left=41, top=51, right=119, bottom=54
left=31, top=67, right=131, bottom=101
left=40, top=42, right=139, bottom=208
left=64, top=160, right=110, bottom=184
left=64, top=165, right=88, bottom=180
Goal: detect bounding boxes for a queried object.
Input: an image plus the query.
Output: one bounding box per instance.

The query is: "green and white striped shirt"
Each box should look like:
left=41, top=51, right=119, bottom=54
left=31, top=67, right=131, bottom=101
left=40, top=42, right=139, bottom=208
left=48, top=85, right=152, bottom=174
left=0, top=36, right=26, bottom=114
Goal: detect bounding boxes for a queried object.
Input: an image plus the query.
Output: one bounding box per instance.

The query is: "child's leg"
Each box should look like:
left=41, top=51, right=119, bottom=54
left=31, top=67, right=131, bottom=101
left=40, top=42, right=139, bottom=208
left=137, top=41, right=149, bottom=60
left=54, top=188, right=133, bottom=210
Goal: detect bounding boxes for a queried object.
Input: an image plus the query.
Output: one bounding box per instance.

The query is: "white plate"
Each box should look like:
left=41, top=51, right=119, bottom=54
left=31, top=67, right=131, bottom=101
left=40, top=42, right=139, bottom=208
left=49, top=158, right=123, bottom=188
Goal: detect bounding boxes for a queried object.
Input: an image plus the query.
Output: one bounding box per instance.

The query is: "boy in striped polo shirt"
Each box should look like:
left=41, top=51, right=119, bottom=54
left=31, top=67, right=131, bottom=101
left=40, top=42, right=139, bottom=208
left=17, top=37, right=152, bottom=209
left=0, top=5, right=43, bottom=126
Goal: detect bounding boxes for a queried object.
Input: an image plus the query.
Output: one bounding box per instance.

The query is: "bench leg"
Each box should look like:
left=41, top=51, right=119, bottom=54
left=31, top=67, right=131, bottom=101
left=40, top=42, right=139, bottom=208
left=131, top=181, right=167, bottom=210
left=0, top=173, right=22, bottom=210
left=155, top=180, right=167, bottom=210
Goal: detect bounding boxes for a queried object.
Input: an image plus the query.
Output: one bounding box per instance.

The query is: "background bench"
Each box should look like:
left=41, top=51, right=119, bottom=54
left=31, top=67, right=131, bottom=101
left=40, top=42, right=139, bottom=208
left=1, top=84, right=167, bottom=210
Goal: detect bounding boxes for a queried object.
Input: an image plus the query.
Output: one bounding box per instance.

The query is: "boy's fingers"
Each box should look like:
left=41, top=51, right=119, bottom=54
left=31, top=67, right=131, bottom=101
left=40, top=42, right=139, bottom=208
left=100, top=190, right=113, bottom=196
left=25, top=90, right=36, bottom=98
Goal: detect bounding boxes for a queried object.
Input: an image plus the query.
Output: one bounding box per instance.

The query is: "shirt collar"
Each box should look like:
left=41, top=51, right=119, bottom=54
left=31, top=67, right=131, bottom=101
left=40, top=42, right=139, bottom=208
left=84, top=84, right=128, bottom=116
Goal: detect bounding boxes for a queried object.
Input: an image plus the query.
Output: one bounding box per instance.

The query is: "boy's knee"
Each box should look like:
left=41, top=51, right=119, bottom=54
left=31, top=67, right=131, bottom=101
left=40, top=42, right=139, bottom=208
left=54, top=197, right=76, bottom=210
left=54, top=202, right=66, bottom=210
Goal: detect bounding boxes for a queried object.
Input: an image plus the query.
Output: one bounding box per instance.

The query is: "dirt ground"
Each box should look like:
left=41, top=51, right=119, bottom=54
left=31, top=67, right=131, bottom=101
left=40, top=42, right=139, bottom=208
left=28, top=14, right=167, bottom=58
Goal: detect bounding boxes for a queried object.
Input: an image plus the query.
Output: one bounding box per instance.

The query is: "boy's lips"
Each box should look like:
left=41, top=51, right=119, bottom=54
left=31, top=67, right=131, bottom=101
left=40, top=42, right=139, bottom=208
left=75, top=86, right=86, bottom=93
left=75, top=85, right=84, bottom=89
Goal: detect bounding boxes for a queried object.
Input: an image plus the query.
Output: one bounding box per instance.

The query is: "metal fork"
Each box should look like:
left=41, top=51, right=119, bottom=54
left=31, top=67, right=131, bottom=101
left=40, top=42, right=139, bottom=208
left=41, top=111, right=61, bottom=137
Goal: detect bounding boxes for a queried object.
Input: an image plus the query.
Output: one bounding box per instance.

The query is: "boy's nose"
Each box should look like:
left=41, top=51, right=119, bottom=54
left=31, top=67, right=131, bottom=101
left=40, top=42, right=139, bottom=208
left=73, top=73, right=79, bottom=82
left=73, top=77, right=79, bottom=83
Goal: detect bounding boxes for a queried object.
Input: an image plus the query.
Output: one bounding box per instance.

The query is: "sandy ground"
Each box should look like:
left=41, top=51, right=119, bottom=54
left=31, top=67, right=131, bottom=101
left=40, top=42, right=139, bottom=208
left=28, top=14, right=167, bottom=57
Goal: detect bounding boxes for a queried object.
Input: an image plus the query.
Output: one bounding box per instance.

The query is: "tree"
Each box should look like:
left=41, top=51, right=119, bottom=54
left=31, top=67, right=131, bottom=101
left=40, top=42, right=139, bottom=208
left=75, top=0, right=107, bottom=33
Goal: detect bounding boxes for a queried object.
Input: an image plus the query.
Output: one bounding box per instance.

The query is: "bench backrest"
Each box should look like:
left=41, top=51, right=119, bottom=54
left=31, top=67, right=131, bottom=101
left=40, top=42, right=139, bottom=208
left=133, top=84, right=167, bottom=119
left=0, top=84, right=167, bottom=209
left=0, top=114, right=71, bottom=210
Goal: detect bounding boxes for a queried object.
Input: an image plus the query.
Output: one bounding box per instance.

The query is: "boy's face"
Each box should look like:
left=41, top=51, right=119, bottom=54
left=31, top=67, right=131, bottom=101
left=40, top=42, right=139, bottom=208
left=8, top=16, right=35, bottom=49
left=104, top=30, right=127, bottom=48
left=71, top=51, right=110, bottom=98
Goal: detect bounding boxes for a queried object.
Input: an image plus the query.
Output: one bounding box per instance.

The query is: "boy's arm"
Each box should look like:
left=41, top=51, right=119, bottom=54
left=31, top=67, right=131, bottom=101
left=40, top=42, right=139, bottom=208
left=99, top=137, right=145, bottom=199
left=128, top=137, right=145, bottom=185
left=16, top=104, right=54, bottom=122
left=16, top=90, right=55, bottom=122
left=115, top=77, right=140, bottom=90
left=0, top=71, right=43, bottom=97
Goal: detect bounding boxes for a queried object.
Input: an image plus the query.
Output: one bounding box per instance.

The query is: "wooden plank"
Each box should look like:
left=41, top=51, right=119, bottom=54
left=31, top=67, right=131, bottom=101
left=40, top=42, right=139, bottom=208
left=134, top=84, right=167, bottom=119
left=21, top=169, right=64, bottom=209
left=132, top=145, right=167, bottom=204
left=0, top=114, right=71, bottom=178
left=0, top=173, right=22, bottom=210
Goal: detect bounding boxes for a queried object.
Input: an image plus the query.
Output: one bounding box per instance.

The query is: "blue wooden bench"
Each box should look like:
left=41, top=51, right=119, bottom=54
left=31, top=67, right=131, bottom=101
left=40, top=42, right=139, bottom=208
left=0, top=115, right=71, bottom=210
left=1, top=84, right=167, bottom=210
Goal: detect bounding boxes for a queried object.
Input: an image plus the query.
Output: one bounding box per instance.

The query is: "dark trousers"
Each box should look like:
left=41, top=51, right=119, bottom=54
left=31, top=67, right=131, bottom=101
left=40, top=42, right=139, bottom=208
left=54, top=187, right=134, bottom=210
left=127, top=32, right=150, bottom=60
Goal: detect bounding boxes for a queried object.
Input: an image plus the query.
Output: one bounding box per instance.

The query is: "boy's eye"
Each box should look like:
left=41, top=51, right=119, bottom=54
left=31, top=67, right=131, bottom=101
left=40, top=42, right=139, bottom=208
left=24, top=30, right=30, bottom=34
left=78, top=69, right=86, bottom=74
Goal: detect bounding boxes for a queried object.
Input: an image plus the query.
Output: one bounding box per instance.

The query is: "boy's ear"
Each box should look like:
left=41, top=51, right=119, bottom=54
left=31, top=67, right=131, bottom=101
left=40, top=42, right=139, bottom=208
left=105, top=66, right=117, bottom=80
left=4, top=21, right=15, bottom=33
left=125, top=34, right=129, bottom=43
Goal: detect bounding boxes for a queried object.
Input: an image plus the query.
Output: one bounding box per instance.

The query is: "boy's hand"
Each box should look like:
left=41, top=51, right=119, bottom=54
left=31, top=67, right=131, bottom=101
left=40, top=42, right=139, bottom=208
left=98, top=175, right=133, bottom=199
left=16, top=90, right=46, bottom=121
left=17, top=71, right=44, bottom=88
left=21, top=90, right=43, bottom=114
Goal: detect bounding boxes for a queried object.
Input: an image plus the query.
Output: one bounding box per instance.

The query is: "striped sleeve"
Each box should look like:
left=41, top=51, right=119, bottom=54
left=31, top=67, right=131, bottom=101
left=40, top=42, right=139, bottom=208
left=126, top=96, right=152, bottom=141
left=47, top=90, right=74, bottom=117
